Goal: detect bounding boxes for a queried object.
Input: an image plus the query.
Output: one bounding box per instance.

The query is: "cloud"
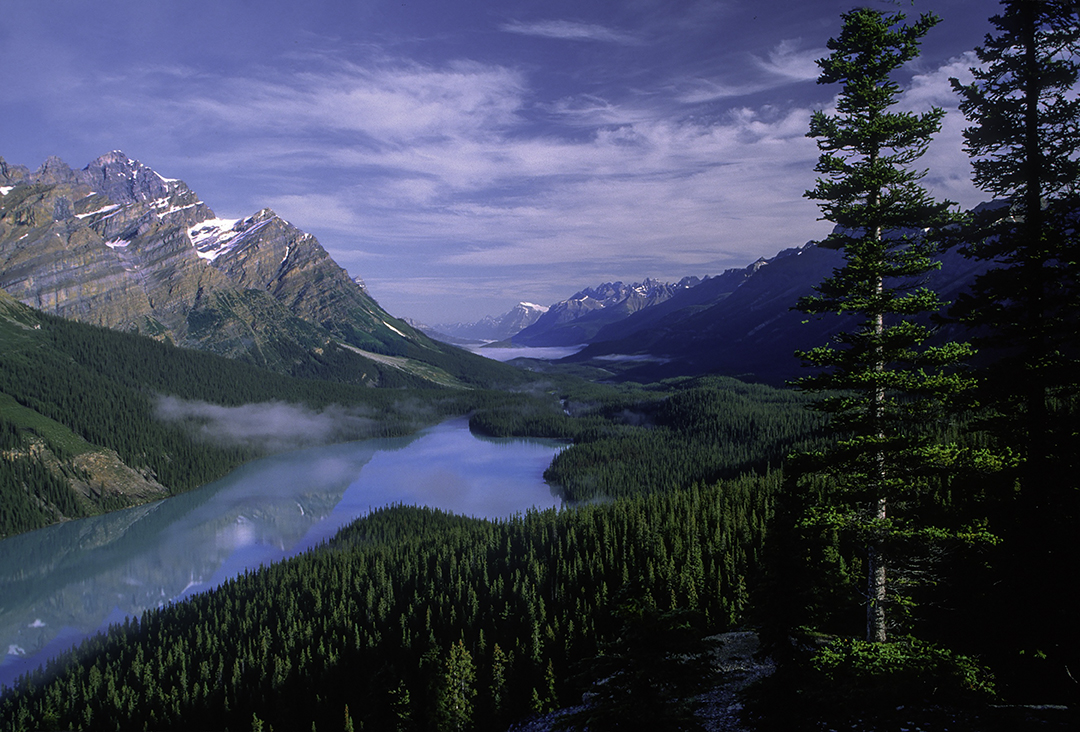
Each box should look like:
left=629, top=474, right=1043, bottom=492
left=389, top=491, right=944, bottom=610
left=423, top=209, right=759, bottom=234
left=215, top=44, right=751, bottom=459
left=154, top=397, right=380, bottom=452
left=168, top=60, right=527, bottom=146
left=754, top=39, right=825, bottom=82
left=10, top=39, right=983, bottom=323
left=675, top=39, right=825, bottom=104
left=898, top=52, right=983, bottom=206
left=500, top=19, right=640, bottom=45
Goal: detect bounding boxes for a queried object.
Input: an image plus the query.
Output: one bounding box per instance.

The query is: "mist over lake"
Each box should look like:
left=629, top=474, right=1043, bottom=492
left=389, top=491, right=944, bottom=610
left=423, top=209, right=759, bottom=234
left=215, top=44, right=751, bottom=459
left=0, top=419, right=565, bottom=690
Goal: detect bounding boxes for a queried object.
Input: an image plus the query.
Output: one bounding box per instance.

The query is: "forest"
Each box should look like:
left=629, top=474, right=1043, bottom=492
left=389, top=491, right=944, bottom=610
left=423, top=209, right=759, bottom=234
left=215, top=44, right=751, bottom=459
left=1, top=1, right=1079, bottom=730
left=0, top=292, right=541, bottom=537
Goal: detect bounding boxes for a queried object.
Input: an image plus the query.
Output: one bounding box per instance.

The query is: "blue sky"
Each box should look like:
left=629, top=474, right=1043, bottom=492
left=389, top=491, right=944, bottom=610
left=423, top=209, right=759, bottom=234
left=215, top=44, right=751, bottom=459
left=1, top=0, right=996, bottom=324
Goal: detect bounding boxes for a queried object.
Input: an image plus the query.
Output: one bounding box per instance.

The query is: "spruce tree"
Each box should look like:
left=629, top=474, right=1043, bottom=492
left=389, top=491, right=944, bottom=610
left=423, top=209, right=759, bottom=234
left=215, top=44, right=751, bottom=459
left=949, top=0, right=1080, bottom=697
left=950, top=0, right=1080, bottom=481
left=796, top=8, right=972, bottom=643
left=440, top=640, right=476, bottom=732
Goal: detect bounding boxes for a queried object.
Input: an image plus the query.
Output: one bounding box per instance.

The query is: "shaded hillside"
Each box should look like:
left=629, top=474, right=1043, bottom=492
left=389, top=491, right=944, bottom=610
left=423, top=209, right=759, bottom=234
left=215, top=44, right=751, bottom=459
left=509, top=277, right=702, bottom=347
left=565, top=242, right=988, bottom=384
left=0, top=291, right=514, bottom=537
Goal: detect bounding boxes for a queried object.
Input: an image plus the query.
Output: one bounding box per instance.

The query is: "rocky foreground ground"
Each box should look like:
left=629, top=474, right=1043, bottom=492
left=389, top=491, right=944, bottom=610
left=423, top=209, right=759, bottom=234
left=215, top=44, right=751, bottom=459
left=508, top=631, right=1076, bottom=732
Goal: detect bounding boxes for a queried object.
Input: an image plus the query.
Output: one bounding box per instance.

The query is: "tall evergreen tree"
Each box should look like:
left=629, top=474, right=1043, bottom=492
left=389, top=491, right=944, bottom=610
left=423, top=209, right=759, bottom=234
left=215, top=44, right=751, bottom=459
left=440, top=640, right=477, bottom=732
left=795, top=8, right=972, bottom=643
left=950, top=0, right=1080, bottom=479
left=949, top=0, right=1080, bottom=698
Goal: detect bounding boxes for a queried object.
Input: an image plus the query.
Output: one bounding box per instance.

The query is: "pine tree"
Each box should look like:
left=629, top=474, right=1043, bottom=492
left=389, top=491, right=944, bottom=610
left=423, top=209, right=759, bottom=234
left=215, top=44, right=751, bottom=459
left=949, top=0, right=1080, bottom=698
left=796, top=8, right=973, bottom=643
left=950, top=0, right=1080, bottom=481
left=440, top=640, right=476, bottom=732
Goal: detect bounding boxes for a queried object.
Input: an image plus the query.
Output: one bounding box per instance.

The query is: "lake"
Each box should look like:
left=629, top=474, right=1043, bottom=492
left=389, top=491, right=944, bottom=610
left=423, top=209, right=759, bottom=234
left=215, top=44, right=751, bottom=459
left=0, top=418, right=565, bottom=690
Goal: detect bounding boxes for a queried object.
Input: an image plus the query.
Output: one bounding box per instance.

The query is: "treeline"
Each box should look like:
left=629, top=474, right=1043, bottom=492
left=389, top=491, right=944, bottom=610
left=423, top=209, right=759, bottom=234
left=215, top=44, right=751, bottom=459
left=0, top=416, right=89, bottom=534
left=0, top=297, right=549, bottom=537
left=0, top=474, right=778, bottom=732
left=547, top=378, right=825, bottom=501
left=470, top=375, right=825, bottom=501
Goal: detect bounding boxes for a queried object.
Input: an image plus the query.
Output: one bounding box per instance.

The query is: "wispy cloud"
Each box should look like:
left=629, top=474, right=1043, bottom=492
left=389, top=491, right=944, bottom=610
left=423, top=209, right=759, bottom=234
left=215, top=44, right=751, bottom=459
left=11, top=42, right=981, bottom=322
left=754, top=39, right=825, bottom=82
left=677, top=40, right=825, bottom=103
left=500, top=19, right=640, bottom=44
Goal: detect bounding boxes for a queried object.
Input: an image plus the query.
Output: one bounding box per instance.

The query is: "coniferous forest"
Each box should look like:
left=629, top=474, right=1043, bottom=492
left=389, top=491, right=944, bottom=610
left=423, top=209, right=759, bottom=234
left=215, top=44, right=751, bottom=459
left=1, top=2, right=1079, bottom=730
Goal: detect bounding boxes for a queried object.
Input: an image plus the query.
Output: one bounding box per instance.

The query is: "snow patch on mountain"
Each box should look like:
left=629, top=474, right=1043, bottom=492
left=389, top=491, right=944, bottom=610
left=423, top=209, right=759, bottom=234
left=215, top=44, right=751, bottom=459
left=75, top=203, right=120, bottom=219
left=381, top=319, right=409, bottom=338
left=188, top=217, right=241, bottom=261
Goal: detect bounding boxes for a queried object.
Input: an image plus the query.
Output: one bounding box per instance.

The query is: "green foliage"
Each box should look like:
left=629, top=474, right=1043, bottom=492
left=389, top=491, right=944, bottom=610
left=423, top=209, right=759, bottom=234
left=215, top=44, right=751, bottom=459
left=949, top=0, right=1080, bottom=459
left=810, top=636, right=996, bottom=706
left=795, top=7, right=976, bottom=643
left=947, top=0, right=1080, bottom=700
left=439, top=640, right=477, bottom=732
left=556, top=597, right=720, bottom=732
left=0, top=474, right=776, bottom=731
left=0, top=414, right=90, bottom=536
left=542, top=377, right=825, bottom=501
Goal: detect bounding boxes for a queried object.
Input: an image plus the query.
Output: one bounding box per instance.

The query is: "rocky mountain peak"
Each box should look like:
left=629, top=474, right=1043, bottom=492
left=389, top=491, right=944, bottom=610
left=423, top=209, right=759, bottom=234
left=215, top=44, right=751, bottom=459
left=33, top=156, right=77, bottom=185
left=1, top=152, right=431, bottom=379
left=0, top=157, right=30, bottom=185
left=78, top=151, right=175, bottom=205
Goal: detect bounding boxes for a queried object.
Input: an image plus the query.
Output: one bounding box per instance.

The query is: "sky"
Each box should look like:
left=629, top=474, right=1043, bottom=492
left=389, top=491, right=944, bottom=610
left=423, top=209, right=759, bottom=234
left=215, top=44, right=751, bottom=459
left=1, top=0, right=999, bottom=324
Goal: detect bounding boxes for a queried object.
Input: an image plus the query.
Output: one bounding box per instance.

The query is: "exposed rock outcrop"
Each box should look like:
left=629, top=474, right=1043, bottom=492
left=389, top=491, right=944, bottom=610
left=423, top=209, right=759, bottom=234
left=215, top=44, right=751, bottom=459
left=0, top=152, right=427, bottom=371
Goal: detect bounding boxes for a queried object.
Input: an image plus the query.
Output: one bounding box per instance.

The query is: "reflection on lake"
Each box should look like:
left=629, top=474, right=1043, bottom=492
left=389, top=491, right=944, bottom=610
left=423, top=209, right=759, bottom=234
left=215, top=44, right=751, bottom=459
left=0, top=418, right=564, bottom=690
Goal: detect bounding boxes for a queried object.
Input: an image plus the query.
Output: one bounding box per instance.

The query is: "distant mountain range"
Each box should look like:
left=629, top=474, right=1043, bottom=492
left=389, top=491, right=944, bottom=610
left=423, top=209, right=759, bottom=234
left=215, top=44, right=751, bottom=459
left=1, top=151, right=994, bottom=390
left=0, top=152, right=516, bottom=388
left=419, top=301, right=550, bottom=343
left=422, top=277, right=702, bottom=347
left=423, top=239, right=988, bottom=385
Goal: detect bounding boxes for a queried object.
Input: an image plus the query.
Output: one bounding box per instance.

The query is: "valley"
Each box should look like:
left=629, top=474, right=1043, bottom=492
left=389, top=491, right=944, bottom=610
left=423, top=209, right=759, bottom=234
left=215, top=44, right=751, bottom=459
left=0, top=419, right=565, bottom=691
left=3, top=5, right=1079, bottom=723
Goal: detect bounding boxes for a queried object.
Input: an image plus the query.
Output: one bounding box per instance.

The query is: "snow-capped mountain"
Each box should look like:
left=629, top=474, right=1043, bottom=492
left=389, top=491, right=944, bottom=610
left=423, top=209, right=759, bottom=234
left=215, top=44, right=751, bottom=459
left=508, top=277, right=703, bottom=347
left=432, top=302, right=550, bottom=342
left=0, top=152, right=478, bottom=386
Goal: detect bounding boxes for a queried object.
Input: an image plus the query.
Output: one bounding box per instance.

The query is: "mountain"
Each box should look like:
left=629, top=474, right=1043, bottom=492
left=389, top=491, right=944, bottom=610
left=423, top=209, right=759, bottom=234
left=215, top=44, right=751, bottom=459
left=0, top=152, right=515, bottom=388
left=508, top=277, right=702, bottom=347
left=0, top=286, right=512, bottom=537
left=562, top=240, right=989, bottom=384
left=430, top=301, right=550, bottom=343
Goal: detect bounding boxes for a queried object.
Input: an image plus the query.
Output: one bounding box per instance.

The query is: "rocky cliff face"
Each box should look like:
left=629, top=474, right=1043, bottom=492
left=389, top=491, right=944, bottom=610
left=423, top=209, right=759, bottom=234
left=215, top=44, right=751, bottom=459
left=0, top=152, right=430, bottom=373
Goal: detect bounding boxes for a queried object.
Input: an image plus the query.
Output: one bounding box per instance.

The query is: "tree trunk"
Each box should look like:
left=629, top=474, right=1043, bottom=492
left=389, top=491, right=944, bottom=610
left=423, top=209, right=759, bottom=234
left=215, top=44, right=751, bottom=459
left=1021, top=1, right=1049, bottom=479
left=867, top=225, right=888, bottom=644
left=867, top=495, right=887, bottom=643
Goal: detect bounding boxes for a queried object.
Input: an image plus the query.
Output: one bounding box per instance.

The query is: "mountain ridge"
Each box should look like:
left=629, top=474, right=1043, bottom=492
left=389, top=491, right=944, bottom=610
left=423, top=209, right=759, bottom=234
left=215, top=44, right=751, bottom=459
left=0, top=152, right=517, bottom=388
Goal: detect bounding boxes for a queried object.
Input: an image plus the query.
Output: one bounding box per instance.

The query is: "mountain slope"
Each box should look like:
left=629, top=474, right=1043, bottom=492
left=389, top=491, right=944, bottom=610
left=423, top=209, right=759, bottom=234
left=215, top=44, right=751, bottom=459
left=0, top=289, right=512, bottom=537
left=565, top=242, right=989, bottom=384
left=509, top=277, right=702, bottom=347
left=431, top=301, right=550, bottom=342
left=0, top=152, right=515, bottom=388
